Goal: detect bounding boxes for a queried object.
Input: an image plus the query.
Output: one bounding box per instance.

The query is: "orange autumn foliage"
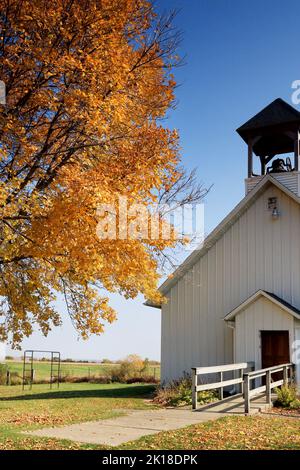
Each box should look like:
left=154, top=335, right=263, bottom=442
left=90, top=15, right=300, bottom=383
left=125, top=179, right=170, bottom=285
left=0, top=0, right=184, bottom=346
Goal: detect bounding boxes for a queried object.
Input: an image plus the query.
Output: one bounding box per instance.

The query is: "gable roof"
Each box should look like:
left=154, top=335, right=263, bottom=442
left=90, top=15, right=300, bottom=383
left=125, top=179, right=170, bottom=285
left=146, top=175, right=300, bottom=308
left=224, top=290, right=300, bottom=321
left=237, top=98, right=300, bottom=139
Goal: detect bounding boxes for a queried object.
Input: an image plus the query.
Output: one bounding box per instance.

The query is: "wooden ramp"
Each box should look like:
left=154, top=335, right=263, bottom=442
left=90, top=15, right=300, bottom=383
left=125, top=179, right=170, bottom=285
left=195, top=393, right=272, bottom=415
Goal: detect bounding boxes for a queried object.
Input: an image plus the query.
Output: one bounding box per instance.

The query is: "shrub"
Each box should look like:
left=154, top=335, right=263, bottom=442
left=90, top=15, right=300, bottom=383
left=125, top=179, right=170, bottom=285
left=0, top=364, right=22, bottom=385
left=101, top=358, right=113, bottom=364
left=290, top=399, right=300, bottom=409
left=29, top=374, right=112, bottom=385
left=153, top=374, right=218, bottom=407
left=10, top=372, right=22, bottom=385
left=112, top=355, right=144, bottom=382
left=89, top=375, right=112, bottom=384
left=126, top=376, right=159, bottom=384
left=29, top=373, right=156, bottom=385
left=275, top=384, right=300, bottom=409
left=141, top=358, right=149, bottom=374
left=59, top=375, right=111, bottom=384
left=0, top=363, right=8, bottom=385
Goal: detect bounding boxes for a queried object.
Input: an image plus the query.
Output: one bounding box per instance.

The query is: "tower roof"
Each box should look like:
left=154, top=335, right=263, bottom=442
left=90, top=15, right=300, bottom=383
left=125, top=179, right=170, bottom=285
left=236, top=98, right=300, bottom=156
left=237, top=98, right=300, bottom=136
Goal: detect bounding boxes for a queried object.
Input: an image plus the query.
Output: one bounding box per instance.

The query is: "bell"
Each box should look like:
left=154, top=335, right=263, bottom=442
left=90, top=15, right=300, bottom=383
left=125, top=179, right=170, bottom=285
left=269, top=158, right=286, bottom=173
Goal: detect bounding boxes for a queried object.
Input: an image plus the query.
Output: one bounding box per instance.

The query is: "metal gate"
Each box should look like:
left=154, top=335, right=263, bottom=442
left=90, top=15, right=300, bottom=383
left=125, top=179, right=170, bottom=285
left=22, top=349, right=61, bottom=390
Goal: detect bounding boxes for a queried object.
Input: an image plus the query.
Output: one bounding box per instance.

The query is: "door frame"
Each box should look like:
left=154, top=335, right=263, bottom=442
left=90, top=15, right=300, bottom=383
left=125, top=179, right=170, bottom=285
left=260, top=330, right=290, bottom=368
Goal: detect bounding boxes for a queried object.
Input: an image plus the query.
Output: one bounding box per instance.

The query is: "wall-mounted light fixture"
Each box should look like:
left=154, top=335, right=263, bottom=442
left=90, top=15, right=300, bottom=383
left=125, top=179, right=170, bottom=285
left=272, top=207, right=279, bottom=219
left=268, top=197, right=280, bottom=220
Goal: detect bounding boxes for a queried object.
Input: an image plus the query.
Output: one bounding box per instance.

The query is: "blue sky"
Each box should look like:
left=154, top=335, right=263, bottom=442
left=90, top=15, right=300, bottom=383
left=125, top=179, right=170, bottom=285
left=8, top=0, right=300, bottom=360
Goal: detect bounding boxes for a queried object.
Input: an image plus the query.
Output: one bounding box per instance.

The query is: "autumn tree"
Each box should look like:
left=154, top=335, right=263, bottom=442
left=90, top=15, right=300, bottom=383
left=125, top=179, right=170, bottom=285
left=0, top=0, right=206, bottom=346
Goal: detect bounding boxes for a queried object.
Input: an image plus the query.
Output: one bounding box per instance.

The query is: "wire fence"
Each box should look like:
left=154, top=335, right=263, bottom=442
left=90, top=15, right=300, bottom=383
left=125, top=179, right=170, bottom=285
left=5, top=361, right=161, bottom=383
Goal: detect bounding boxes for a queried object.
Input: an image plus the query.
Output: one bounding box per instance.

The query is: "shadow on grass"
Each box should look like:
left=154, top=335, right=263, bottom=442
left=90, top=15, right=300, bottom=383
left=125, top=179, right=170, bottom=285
left=0, top=384, right=156, bottom=401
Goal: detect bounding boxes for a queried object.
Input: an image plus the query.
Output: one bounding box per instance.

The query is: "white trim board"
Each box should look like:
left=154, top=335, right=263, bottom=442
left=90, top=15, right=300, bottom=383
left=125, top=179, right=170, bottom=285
left=224, top=290, right=300, bottom=322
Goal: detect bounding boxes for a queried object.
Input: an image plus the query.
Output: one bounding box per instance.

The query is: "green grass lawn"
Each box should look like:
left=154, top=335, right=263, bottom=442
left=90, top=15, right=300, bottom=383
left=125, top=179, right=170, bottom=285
left=121, top=415, right=300, bottom=450
left=0, top=382, right=157, bottom=450
left=0, top=383, right=300, bottom=450
left=6, top=360, right=160, bottom=381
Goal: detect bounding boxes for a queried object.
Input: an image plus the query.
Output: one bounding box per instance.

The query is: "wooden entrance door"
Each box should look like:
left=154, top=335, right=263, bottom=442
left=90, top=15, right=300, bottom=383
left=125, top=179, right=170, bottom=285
left=261, top=331, right=290, bottom=382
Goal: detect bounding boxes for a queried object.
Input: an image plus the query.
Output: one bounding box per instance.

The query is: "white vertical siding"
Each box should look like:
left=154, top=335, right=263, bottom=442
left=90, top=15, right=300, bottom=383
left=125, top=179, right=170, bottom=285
left=161, top=183, right=300, bottom=383
left=295, top=328, right=300, bottom=386
left=234, top=296, right=294, bottom=369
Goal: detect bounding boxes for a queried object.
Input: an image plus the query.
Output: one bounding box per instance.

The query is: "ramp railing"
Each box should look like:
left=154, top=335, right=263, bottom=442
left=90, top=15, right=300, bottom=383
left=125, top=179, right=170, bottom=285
left=243, top=363, right=295, bottom=414
left=191, top=362, right=255, bottom=410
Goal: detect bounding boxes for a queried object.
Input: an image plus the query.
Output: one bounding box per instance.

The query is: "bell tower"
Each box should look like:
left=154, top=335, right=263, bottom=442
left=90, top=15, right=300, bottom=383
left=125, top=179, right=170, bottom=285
left=237, top=98, right=300, bottom=195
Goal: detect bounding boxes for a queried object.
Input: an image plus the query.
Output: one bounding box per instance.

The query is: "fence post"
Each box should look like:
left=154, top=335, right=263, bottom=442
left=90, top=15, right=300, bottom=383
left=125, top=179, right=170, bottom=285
left=243, top=373, right=250, bottom=414
left=219, top=371, right=223, bottom=400
left=291, top=364, right=296, bottom=384
left=266, top=370, right=271, bottom=406
left=240, top=368, right=244, bottom=395
left=6, top=370, right=10, bottom=386
left=192, top=368, right=197, bottom=410
left=288, top=364, right=297, bottom=383
left=283, top=365, right=288, bottom=386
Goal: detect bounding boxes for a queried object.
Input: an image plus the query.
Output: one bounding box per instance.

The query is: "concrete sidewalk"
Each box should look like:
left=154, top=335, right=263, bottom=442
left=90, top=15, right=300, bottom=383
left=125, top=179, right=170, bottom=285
left=25, top=395, right=270, bottom=446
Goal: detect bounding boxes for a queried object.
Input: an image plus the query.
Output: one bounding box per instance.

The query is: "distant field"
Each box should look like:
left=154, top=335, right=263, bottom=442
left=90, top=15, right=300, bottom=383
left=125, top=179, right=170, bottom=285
left=6, top=360, right=160, bottom=381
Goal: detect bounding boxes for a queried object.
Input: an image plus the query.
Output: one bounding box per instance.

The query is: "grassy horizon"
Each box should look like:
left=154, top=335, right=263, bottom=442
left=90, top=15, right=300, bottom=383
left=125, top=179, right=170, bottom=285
left=5, top=360, right=160, bottom=381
